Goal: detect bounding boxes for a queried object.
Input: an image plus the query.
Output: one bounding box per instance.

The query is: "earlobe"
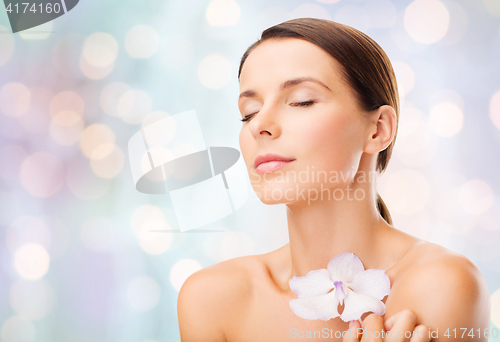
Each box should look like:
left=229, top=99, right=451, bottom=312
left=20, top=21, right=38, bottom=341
left=363, top=105, right=397, bottom=154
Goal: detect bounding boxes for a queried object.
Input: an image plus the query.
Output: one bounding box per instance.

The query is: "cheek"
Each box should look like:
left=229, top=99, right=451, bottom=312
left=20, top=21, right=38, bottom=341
left=293, top=112, right=362, bottom=172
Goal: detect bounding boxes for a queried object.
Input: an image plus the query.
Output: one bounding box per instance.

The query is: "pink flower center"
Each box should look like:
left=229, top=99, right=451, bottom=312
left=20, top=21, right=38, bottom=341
left=333, top=280, right=346, bottom=302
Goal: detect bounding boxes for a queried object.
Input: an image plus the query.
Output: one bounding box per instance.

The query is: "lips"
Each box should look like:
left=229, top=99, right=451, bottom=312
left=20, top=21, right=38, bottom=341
left=254, top=153, right=295, bottom=171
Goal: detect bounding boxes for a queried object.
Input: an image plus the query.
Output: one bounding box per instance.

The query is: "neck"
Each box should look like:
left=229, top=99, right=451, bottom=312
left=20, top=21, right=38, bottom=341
left=285, top=175, right=390, bottom=279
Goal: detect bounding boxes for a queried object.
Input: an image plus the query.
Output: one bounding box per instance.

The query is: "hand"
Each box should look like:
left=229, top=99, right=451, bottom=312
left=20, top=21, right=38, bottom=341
left=343, top=310, right=430, bottom=341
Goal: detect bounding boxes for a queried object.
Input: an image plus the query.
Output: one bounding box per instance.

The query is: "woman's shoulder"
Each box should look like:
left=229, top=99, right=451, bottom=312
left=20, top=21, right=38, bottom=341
left=181, top=253, right=266, bottom=295
left=397, top=240, right=482, bottom=279
left=177, top=252, right=272, bottom=340
left=386, top=240, right=490, bottom=336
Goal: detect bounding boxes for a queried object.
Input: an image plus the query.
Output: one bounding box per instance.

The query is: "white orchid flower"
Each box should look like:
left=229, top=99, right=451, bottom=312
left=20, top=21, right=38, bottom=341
left=289, top=252, right=391, bottom=322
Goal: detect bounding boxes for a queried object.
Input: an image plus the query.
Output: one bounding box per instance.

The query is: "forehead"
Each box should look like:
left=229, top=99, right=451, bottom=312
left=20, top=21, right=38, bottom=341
left=239, top=38, right=345, bottom=87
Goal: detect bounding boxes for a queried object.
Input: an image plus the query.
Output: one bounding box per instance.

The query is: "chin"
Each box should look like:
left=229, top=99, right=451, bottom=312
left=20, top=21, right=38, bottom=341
left=251, top=182, right=301, bottom=205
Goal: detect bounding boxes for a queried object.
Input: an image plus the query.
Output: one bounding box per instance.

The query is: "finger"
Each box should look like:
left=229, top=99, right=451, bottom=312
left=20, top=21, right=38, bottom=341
left=384, top=309, right=418, bottom=342
left=384, top=310, right=404, bottom=332
left=409, top=325, right=430, bottom=342
left=360, top=314, right=384, bottom=342
left=342, top=320, right=362, bottom=342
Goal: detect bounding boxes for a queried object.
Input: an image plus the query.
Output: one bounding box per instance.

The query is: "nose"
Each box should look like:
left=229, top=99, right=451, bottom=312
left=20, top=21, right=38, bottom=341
left=248, top=104, right=281, bottom=140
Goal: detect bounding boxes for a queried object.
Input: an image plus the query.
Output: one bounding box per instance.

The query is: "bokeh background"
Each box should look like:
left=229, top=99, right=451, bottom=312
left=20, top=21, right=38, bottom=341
left=0, top=0, right=500, bottom=341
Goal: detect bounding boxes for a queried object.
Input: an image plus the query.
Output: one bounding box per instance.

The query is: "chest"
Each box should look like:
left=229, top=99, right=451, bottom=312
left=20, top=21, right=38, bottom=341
left=225, top=286, right=351, bottom=342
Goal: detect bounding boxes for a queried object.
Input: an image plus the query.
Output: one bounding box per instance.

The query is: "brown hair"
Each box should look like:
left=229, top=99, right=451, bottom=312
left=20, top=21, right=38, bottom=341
left=237, top=18, right=398, bottom=226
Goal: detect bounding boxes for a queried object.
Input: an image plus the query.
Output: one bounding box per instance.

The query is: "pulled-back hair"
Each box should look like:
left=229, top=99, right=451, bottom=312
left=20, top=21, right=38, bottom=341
left=238, top=18, right=399, bottom=226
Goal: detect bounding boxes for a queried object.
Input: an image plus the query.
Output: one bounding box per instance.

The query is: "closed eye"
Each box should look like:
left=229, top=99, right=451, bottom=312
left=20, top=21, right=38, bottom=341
left=240, top=100, right=316, bottom=122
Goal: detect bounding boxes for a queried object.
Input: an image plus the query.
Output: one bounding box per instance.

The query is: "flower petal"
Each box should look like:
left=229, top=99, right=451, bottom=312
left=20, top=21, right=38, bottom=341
left=289, top=269, right=333, bottom=298
left=350, top=269, right=391, bottom=300
left=338, top=288, right=386, bottom=322
left=327, top=253, right=365, bottom=283
left=289, top=290, right=341, bottom=321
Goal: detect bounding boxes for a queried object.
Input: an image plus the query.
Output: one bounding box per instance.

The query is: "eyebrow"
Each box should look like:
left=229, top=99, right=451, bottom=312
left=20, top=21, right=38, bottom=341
left=238, top=77, right=332, bottom=99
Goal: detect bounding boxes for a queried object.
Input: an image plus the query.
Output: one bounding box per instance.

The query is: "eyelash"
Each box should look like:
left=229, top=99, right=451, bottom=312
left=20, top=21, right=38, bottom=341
left=240, top=100, right=316, bottom=122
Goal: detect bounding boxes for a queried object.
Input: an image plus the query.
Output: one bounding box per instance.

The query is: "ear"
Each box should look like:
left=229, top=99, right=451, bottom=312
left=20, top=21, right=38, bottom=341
left=363, top=105, right=397, bottom=154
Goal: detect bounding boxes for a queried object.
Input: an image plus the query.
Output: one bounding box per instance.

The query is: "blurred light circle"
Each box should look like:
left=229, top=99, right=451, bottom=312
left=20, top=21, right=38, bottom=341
left=140, top=150, right=156, bottom=176
left=80, top=216, right=117, bottom=252
left=482, top=0, right=500, bottom=17
left=141, top=110, right=172, bottom=129
left=289, top=3, right=331, bottom=20
left=491, top=288, right=500, bottom=328
left=17, top=87, right=52, bottom=134
left=90, top=144, right=125, bottom=179
left=206, top=0, right=241, bottom=26
left=126, top=276, right=161, bottom=311
left=125, top=25, right=159, bottom=59
left=50, top=91, right=85, bottom=117
left=490, top=90, right=500, bottom=131
left=428, top=102, right=463, bottom=137
left=49, top=111, right=84, bottom=146
left=137, top=220, right=173, bottom=255
left=393, top=106, right=438, bottom=167
left=0, top=145, right=27, bottom=181
left=6, top=216, right=50, bottom=254
left=82, top=32, right=119, bottom=68
left=379, top=168, right=430, bottom=215
left=19, top=20, right=52, bottom=40
left=392, top=61, right=415, bottom=97
left=220, top=232, right=254, bottom=261
left=80, top=124, right=115, bottom=158
left=365, top=0, right=397, bottom=28
left=100, top=82, right=131, bottom=117
left=401, top=211, right=431, bottom=240
left=429, top=89, right=464, bottom=111
left=0, top=316, right=35, bottom=342
left=170, top=259, right=202, bottom=292
left=131, top=205, right=165, bottom=236
left=9, top=279, right=55, bottom=320
left=13, top=243, right=50, bottom=280
left=117, top=89, right=153, bottom=124
left=439, top=1, right=468, bottom=45
left=404, top=0, right=450, bottom=44
left=66, top=157, right=111, bottom=200
left=334, top=4, right=369, bottom=33
left=198, top=54, right=232, bottom=89
left=0, top=25, right=15, bottom=67
left=0, top=83, right=31, bottom=118
left=459, top=179, right=493, bottom=215
left=79, top=55, right=114, bottom=80
left=20, top=152, right=64, bottom=198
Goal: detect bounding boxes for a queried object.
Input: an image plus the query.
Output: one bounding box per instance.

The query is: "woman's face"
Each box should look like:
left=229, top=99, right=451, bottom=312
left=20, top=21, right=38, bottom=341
left=238, top=38, right=372, bottom=205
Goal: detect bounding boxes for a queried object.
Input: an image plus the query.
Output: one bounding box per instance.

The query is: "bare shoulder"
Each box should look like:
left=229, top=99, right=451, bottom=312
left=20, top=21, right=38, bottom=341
left=387, top=241, right=491, bottom=341
left=177, top=254, right=266, bottom=342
